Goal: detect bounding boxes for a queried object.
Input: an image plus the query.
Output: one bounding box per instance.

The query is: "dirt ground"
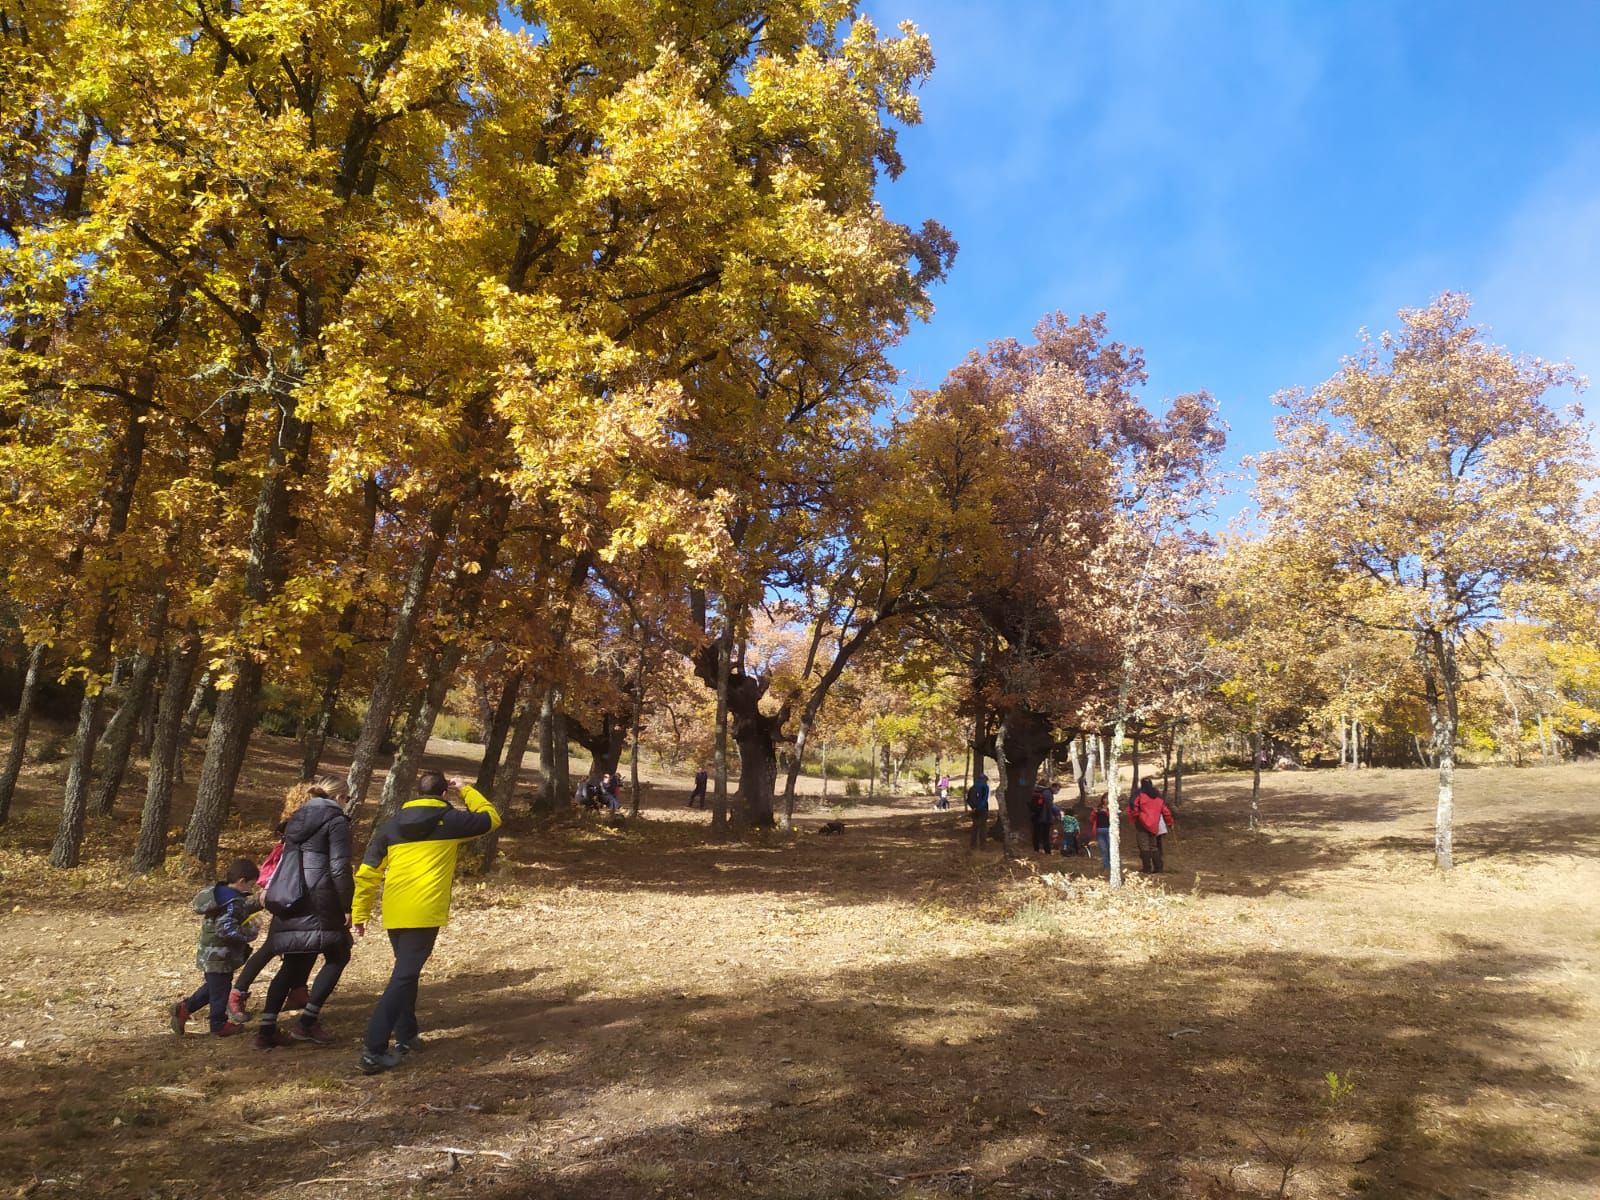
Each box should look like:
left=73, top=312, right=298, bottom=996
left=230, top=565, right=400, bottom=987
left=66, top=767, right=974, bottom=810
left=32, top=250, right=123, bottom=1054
left=1, top=734, right=1599, bottom=1200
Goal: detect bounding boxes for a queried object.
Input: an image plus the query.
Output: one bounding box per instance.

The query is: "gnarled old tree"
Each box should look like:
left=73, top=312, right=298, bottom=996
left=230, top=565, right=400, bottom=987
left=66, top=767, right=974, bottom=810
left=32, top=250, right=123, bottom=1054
left=902, top=313, right=1223, bottom=854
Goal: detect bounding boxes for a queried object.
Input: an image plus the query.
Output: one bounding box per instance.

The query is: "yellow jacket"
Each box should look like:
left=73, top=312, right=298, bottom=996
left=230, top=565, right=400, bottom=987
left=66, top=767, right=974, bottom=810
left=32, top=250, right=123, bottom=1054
left=352, top=785, right=501, bottom=929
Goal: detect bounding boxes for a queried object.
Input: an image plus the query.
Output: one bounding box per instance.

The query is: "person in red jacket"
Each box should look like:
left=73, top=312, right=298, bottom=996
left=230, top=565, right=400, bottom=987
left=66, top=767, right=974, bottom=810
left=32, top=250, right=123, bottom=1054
left=1126, top=777, right=1174, bottom=873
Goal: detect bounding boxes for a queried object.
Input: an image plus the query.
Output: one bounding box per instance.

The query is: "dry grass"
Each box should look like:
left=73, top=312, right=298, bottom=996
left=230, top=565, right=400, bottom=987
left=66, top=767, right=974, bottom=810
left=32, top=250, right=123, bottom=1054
left=2, top=732, right=1599, bottom=1198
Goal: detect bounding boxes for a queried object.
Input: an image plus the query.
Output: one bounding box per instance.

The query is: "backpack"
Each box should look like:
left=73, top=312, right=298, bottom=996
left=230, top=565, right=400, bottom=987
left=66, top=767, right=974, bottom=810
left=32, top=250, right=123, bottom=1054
left=262, top=838, right=308, bottom=917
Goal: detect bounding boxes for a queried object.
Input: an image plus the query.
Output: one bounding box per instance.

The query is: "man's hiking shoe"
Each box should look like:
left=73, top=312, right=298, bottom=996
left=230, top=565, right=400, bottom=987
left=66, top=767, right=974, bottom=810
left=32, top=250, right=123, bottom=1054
left=397, top=1037, right=424, bottom=1055
left=255, top=1026, right=295, bottom=1050
left=169, top=1000, right=190, bottom=1035
left=285, top=986, right=310, bottom=1010
left=358, top=1048, right=403, bottom=1075
left=213, top=1022, right=246, bottom=1038
left=226, top=989, right=249, bottom=1023
left=290, top=1019, right=337, bottom=1045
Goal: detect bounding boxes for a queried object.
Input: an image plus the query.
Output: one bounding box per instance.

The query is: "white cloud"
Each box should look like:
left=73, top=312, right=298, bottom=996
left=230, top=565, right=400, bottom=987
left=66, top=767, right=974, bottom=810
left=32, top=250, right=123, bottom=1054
left=1474, top=139, right=1600, bottom=389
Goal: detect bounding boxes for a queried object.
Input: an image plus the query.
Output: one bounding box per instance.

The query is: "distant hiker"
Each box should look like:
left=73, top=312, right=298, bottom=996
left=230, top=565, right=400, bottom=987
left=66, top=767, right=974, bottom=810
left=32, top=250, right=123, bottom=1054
left=1029, top=785, right=1059, bottom=854
left=935, top=773, right=951, bottom=810
left=965, top=773, right=990, bottom=849
left=1090, top=797, right=1114, bottom=876
left=170, top=857, right=261, bottom=1038
left=254, top=777, right=358, bottom=1050
left=352, top=771, right=500, bottom=1075
left=1127, top=777, right=1175, bottom=874
left=578, top=774, right=606, bottom=811
left=688, top=767, right=708, bottom=809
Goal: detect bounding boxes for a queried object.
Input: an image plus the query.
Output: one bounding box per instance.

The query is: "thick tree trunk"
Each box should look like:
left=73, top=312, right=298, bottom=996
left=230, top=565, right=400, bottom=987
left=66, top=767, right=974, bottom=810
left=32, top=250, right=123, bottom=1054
left=345, top=498, right=457, bottom=807
left=474, top=668, right=524, bottom=794
left=131, top=638, right=200, bottom=872
left=993, top=707, right=1052, bottom=841
left=0, top=642, right=46, bottom=824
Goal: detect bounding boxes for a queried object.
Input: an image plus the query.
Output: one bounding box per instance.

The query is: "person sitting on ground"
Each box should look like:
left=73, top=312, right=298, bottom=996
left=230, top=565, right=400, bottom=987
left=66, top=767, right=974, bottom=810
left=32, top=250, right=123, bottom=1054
left=352, top=770, right=500, bottom=1075
left=255, top=776, right=358, bottom=1050
left=1060, top=808, right=1083, bottom=856
left=577, top=774, right=607, bottom=810
left=171, top=857, right=261, bottom=1038
left=1126, top=777, right=1175, bottom=874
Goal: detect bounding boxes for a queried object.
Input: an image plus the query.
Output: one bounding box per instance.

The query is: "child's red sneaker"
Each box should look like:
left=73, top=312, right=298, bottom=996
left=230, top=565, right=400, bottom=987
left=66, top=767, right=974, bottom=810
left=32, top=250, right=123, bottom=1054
left=226, top=989, right=249, bottom=1023
left=169, top=1000, right=190, bottom=1035
left=213, top=1022, right=246, bottom=1037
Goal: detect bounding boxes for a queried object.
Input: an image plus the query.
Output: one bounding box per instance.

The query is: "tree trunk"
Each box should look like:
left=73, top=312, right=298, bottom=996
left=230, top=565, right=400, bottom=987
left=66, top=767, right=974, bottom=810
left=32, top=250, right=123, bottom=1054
left=536, top=685, right=558, bottom=811
left=52, top=368, right=154, bottom=867
left=1424, top=630, right=1458, bottom=871
left=377, top=644, right=463, bottom=824
left=1339, top=715, right=1349, bottom=769
left=477, top=680, right=539, bottom=873
left=1249, top=727, right=1262, bottom=832
left=821, top=741, right=831, bottom=800
left=712, top=624, right=732, bottom=834
left=867, top=734, right=876, bottom=799
left=345, top=498, right=457, bottom=808
left=183, top=401, right=312, bottom=869
left=131, top=638, right=200, bottom=872
left=474, top=668, right=524, bottom=794
left=1173, top=731, right=1185, bottom=806
left=179, top=671, right=212, bottom=742
left=91, top=645, right=161, bottom=816
left=629, top=635, right=645, bottom=819
left=0, top=642, right=46, bottom=824
left=993, top=708, right=1052, bottom=853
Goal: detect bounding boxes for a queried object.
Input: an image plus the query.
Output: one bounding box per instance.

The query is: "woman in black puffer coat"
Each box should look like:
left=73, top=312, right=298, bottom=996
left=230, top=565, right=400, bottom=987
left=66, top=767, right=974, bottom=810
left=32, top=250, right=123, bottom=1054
left=254, top=778, right=356, bottom=1049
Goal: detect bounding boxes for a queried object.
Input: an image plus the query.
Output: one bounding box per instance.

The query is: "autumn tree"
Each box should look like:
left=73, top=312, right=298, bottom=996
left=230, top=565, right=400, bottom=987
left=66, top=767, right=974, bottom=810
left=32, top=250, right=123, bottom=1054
left=1256, top=293, right=1594, bottom=869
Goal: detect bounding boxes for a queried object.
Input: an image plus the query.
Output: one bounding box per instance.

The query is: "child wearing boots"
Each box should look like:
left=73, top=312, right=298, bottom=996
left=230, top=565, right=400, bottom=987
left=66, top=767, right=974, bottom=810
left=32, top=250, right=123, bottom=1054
left=171, top=857, right=261, bottom=1037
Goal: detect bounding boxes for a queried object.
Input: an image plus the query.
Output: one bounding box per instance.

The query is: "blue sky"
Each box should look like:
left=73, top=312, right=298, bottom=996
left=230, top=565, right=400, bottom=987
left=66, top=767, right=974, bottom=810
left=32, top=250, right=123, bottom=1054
left=866, top=0, right=1600, bottom=502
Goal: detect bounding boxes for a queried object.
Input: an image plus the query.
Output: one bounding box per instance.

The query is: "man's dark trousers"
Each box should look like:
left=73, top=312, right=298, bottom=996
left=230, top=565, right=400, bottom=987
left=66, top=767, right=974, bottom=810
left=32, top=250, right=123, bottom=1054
left=365, top=927, right=439, bottom=1053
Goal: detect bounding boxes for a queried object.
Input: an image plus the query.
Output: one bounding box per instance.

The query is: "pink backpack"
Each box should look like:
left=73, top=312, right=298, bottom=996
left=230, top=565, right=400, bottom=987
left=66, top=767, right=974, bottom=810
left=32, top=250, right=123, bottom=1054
left=257, top=842, right=284, bottom=888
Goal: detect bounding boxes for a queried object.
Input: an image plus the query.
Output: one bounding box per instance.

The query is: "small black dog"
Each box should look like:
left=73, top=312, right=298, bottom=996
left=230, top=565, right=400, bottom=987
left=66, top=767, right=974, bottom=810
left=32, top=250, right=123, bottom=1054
left=818, top=820, right=846, bottom=835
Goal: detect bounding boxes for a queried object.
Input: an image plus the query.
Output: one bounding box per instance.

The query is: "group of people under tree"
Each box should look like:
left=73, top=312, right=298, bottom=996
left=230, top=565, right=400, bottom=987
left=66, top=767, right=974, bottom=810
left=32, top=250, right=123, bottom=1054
left=961, top=767, right=1174, bottom=876
left=173, top=769, right=500, bottom=1075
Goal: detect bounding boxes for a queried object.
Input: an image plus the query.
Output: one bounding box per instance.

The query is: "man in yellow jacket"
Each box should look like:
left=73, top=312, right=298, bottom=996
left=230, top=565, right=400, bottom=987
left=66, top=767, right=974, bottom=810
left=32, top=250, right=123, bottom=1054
left=352, top=770, right=500, bottom=1074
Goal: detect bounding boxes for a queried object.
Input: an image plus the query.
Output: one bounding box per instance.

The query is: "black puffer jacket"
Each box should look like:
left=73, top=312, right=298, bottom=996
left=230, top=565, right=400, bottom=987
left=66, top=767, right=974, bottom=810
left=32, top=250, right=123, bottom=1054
left=263, top=796, right=353, bottom=955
